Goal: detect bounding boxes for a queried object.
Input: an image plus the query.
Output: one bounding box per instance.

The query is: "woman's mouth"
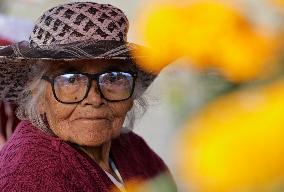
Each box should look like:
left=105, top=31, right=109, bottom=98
left=72, top=117, right=110, bottom=123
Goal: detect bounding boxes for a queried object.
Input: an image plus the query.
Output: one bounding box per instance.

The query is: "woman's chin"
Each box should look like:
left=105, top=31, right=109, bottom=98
left=63, top=121, right=115, bottom=146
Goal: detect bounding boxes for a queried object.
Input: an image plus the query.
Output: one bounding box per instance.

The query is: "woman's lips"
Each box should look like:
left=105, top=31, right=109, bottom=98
left=71, top=117, right=110, bottom=123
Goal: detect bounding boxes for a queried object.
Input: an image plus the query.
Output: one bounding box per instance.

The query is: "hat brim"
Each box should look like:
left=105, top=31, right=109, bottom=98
left=0, top=40, right=156, bottom=102
left=0, top=40, right=148, bottom=60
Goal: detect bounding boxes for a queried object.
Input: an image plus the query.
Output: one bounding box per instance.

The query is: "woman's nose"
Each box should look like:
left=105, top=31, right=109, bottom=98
left=80, top=81, right=104, bottom=107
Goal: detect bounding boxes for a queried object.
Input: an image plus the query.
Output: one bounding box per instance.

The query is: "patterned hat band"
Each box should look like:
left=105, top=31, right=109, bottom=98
left=0, top=40, right=144, bottom=60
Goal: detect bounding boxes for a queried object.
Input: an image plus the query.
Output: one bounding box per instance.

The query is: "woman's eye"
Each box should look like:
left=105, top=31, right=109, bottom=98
left=110, top=76, right=117, bottom=82
left=104, top=75, right=117, bottom=83
left=64, top=74, right=82, bottom=84
left=68, top=76, right=76, bottom=83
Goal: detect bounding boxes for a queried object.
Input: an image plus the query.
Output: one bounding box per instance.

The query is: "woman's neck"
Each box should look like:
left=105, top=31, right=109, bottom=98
left=80, top=142, right=123, bottom=182
left=80, top=141, right=112, bottom=172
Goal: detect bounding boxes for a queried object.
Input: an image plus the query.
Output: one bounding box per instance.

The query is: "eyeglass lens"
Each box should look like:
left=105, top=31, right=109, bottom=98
left=99, top=72, right=134, bottom=101
left=53, top=72, right=134, bottom=103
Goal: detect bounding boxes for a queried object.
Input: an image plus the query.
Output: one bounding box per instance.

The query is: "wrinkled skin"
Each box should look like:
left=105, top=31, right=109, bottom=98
left=37, top=60, right=134, bottom=176
left=40, top=60, right=134, bottom=147
left=38, top=61, right=133, bottom=176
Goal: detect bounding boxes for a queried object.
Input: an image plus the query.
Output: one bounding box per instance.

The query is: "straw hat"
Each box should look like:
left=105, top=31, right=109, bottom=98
left=0, top=2, right=155, bottom=102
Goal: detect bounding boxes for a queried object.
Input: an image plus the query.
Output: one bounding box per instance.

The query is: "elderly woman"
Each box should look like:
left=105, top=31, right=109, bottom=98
left=0, top=2, right=176, bottom=192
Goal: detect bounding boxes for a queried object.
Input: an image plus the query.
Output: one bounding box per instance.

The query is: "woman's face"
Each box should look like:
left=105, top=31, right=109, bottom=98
left=40, top=60, right=134, bottom=146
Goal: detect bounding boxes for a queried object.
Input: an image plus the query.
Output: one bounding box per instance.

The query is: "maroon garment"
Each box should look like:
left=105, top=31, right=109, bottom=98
left=0, top=101, right=19, bottom=140
left=0, top=121, right=175, bottom=192
left=0, top=40, right=19, bottom=146
left=0, top=37, right=12, bottom=46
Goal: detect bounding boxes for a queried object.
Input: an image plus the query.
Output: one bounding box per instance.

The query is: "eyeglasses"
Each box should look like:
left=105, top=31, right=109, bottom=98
left=42, top=71, right=137, bottom=104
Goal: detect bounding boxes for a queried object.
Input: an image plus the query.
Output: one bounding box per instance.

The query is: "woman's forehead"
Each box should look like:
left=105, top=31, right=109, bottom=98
left=48, top=59, right=134, bottom=74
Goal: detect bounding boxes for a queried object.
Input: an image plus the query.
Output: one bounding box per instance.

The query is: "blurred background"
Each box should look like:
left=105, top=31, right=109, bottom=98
left=2, top=0, right=284, bottom=191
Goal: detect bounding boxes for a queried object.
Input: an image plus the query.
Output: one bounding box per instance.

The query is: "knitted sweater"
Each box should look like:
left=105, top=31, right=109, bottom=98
left=0, top=121, right=175, bottom=192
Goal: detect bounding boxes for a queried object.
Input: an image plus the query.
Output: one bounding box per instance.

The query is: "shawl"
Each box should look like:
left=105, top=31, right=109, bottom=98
left=0, top=121, right=176, bottom=192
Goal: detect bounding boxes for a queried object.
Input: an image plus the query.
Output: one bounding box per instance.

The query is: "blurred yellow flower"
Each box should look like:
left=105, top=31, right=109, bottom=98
left=136, top=1, right=279, bottom=81
left=271, top=0, right=284, bottom=7
left=134, top=6, right=184, bottom=74
left=111, top=174, right=176, bottom=192
left=111, top=179, right=144, bottom=192
left=175, top=79, right=284, bottom=191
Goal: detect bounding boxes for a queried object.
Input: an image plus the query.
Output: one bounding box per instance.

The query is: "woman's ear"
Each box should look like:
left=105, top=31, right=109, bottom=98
left=32, top=85, right=45, bottom=114
left=37, top=96, right=45, bottom=114
left=128, top=99, right=134, bottom=112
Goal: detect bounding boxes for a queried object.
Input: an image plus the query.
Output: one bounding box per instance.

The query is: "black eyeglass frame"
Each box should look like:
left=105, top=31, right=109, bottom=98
left=42, top=71, right=137, bottom=104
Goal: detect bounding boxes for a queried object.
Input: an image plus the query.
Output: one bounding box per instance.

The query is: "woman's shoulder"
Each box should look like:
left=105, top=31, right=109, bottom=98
left=115, top=131, right=152, bottom=147
left=112, top=131, right=168, bottom=177
left=113, top=131, right=155, bottom=154
left=0, top=121, right=62, bottom=159
left=112, top=132, right=177, bottom=191
left=0, top=121, right=67, bottom=191
left=0, top=120, right=63, bottom=171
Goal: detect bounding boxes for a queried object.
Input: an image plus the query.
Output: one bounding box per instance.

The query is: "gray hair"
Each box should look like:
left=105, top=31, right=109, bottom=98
left=16, top=61, right=149, bottom=132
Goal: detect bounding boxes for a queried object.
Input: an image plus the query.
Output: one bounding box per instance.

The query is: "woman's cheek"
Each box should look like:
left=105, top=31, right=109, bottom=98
left=111, top=117, right=126, bottom=137
left=45, top=91, right=75, bottom=119
left=49, top=105, right=75, bottom=120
